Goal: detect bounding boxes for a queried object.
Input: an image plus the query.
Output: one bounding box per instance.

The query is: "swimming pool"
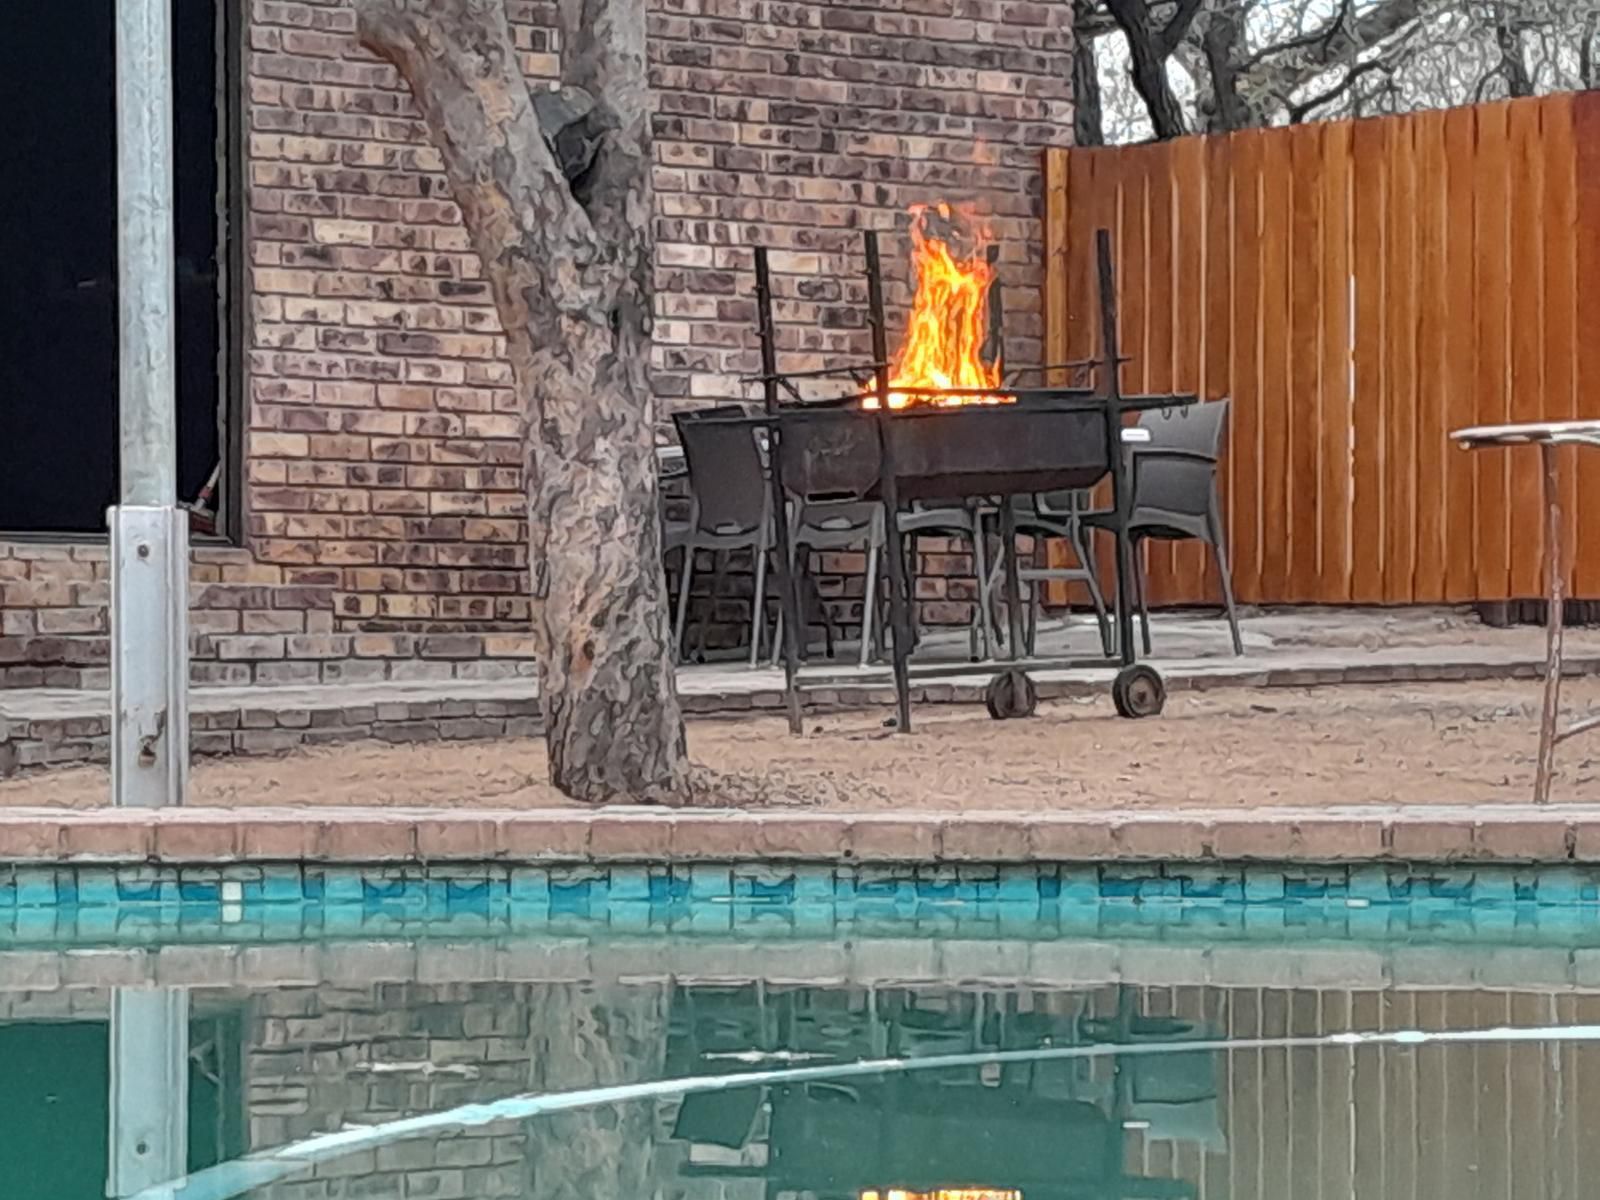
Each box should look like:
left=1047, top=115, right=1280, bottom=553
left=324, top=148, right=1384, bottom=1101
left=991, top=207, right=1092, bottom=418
left=9, top=887, right=1600, bottom=1200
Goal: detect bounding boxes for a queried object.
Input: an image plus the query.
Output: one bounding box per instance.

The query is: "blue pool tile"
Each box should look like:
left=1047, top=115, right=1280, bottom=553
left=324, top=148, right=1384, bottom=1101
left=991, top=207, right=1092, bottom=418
left=509, top=868, right=551, bottom=906
left=996, top=868, right=1038, bottom=905
left=1471, top=869, right=1518, bottom=905
left=324, top=873, right=363, bottom=905
left=1058, top=868, right=1099, bottom=904
left=55, top=873, right=79, bottom=908
left=76, top=872, right=120, bottom=910
left=178, top=881, right=221, bottom=905
left=688, top=866, right=732, bottom=901
left=1533, top=868, right=1597, bottom=906
left=0, top=872, right=15, bottom=908
left=15, top=868, right=57, bottom=909
left=791, top=901, right=835, bottom=932
left=1426, top=869, right=1476, bottom=901
left=1347, top=866, right=1392, bottom=904
left=1244, top=870, right=1286, bottom=903
left=1283, top=875, right=1330, bottom=901
left=648, top=872, right=689, bottom=904
left=549, top=881, right=593, bottom=915
left=258, top=867, right=305, bottom=905
left=746, top=876, right=796, bottom=904
left=794, top=870, right=834, bottom=904
left=300, top=872, right=326, bottom=903
left=14, top=908, right=58, bottom=939
left=1136, top=877, right=1183, bottom=904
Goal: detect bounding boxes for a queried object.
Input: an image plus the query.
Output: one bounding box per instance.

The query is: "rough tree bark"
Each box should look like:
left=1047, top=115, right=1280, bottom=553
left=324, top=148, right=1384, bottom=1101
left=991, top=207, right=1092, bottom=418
left=523, top=981, right=672, bottom=1199
left=355, top=0, right=690, bottom=805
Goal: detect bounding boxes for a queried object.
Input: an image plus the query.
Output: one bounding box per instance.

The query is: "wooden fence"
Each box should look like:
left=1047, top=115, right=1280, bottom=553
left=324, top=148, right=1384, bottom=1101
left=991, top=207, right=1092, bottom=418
left=1043, top=90, right=1600, bottom=606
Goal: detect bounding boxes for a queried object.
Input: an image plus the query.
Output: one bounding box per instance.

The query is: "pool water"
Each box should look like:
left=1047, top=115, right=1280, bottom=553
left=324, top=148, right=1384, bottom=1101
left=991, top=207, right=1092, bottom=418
left=7, top=929, right=1600, bottom=1199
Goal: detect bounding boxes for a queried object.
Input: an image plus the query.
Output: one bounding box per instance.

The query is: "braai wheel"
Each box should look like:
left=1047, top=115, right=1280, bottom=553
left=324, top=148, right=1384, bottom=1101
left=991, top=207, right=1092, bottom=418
left=985, top=668, right=1039, bottom=720
left=1112, top=664, right=1166, bottom=719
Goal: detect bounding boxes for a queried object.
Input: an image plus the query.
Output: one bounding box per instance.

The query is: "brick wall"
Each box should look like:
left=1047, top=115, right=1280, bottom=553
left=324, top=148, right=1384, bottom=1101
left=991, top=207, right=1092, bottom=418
left=0, top=0, right=1072, bottom=681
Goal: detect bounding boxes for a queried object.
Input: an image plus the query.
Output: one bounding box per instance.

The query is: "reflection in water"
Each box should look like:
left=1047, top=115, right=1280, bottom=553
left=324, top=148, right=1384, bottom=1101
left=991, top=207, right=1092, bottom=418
left=2, top=947, right=1598, bottom=1198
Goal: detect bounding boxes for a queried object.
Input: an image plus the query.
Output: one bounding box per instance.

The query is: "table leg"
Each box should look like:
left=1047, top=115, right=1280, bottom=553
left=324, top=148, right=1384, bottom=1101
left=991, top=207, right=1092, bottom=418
left=1535, top=442, right=1566, bottom=806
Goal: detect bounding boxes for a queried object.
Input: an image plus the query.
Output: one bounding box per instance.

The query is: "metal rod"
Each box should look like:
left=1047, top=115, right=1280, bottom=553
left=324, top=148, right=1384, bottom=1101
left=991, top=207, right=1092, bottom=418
left=754, top=247, right=804, bottom=736
left=112, top=0, right=188, bottom=809
left=865, top=231, right=913, bottom=733
left=999, top=502, right=1026, bottom=662
left=739, top=362, right=888, bottom=385
left=1096, top=228, right=1138, bottom=668
left=1535, top=441, right=1566, bottom=805
left=108, top=989, right=189, bottom=1197
left=118, top=0, right=178, bottom=505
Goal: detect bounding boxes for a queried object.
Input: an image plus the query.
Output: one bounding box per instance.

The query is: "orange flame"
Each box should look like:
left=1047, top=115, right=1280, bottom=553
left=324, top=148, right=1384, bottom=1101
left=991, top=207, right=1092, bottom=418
left=864, top=203, right=1012, bottom=410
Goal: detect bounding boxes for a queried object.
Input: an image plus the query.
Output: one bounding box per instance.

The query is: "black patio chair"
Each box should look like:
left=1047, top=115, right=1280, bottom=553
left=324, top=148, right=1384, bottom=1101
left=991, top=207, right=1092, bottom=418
left=986, top=489, right=1112, bottom=657
left=1085, top=398, right=1243, bottom=657
left=671, top=405, right=774, bottom=667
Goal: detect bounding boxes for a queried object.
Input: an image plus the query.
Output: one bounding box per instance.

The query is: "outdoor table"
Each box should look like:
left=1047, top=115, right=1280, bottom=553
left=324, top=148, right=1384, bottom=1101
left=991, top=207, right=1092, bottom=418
left=1453, top=420, right=1600, bottom=804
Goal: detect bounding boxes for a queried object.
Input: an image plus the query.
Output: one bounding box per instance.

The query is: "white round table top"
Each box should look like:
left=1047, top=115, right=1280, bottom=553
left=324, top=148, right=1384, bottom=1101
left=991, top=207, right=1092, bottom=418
left=1453, top=420, right=1600, bottom=449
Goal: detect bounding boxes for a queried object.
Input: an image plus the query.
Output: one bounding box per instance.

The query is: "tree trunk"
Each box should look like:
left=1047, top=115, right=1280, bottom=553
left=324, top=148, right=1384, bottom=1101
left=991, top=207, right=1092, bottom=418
left=1073, top=3, right=1107, bottom=146
left=357, top=0, right=690, bottom=805
left=524, top=981, right=672, bottom=1199
left=1106, top=0, right=1189, bottom=139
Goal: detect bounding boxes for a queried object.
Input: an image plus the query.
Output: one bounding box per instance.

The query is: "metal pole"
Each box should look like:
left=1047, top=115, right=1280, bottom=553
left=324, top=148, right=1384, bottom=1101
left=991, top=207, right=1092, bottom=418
left=865, top=231, right=914, bottom=734
left=1535, top=442, right=1566, bottom=805
left=754, top=248, right=804, bottom=736
left=107, top=989, right=189, bottom=1198
left=112, top=0, right=189, bottom=807
left=1095, top=230, right=1137, bottom=668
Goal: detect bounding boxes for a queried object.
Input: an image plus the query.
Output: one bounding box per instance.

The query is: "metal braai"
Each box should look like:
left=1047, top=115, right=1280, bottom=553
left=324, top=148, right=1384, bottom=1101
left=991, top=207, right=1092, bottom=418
left=742, top=215, right=1198, bottom=736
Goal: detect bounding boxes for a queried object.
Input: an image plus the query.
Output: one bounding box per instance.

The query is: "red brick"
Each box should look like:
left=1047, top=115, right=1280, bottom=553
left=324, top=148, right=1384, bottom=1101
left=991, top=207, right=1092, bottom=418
left=153, top=818, right=241, bottom=862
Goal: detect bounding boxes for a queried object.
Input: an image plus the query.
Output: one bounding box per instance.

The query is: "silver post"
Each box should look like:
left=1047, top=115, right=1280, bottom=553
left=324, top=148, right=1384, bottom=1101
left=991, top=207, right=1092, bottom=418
left=111, top=0, right=188, bottom=807
left=107, top=989, right=190, bottom=1198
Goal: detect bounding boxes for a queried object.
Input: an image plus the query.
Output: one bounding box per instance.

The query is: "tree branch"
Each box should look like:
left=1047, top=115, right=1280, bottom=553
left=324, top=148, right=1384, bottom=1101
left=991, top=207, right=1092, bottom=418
left=1157, top=0, right=1205, bottom=57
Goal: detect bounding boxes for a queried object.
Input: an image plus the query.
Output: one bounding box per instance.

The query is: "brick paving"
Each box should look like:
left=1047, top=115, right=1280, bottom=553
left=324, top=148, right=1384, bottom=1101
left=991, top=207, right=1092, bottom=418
left=3, top=608, right=1597, bottom=776
left=0, top=802, right=1597, bottom=867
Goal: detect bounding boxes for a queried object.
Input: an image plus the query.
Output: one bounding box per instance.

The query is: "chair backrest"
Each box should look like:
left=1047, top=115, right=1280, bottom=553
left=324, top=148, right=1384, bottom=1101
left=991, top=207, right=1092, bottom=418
left=673, top=405, right=767, bottom=536
left=1132, top=399, right=1229, bottom=519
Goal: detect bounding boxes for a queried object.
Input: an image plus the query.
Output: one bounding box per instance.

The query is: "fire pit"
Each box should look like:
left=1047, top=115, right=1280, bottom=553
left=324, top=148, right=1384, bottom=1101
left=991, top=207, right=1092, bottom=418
left=740, top=217, right=1194, bottom=735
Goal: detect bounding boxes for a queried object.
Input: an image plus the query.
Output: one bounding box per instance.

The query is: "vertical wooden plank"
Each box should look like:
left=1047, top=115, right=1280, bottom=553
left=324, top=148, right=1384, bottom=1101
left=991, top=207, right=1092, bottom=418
left=1228, top=988, right=1264, bottom=1200
left=1414, top=992, right=1448, bottom=1200
left=1042, top=146, right=1074, bottom=609
left=1350, top=115, right=1389, bottom=603
left=1318, top=991, right=1354, bottom=1200
left=1169, top=135, right=1210, bottom=606
left=1228, top=131, right=1266, bottom=603
left=1442, top=104, right=1480, bottom=601
left=1474, top=100, right=1513, bottom=601
left=1259, top=989, right=1291, bottom=1197
left=1318, top=119, right=1355, bottom=603
left=1386, top=991, right=1420, bottom=1200
left=1287, top=991, right=1321, bottom=1197
left=1412, top=109, right=1450, bottom=602
left=1350, top=991, right=1386, bottom=1200
left=1571, top=91, right=1600, bottom=597
left=1508, top=96, right=1548, bottom=599
left=1475, top=991, right=1513, bottom=1198
left=1043, top=147, right=1070, bottom=376
left=1258, top=130, right=1293, bottom=603
left=1288, top=125, right=1323, bottom=603
left=1541, top=97, right=1579, bottom=597
left=1441, top=990, right=1482, bottom=1197
left=1142, top=138, right=1177, bottom=606
left=1506, top=992, right=1548, bottom=1200
left=1383, top=114, right=1419, bottom=604
left=1203, top=132, right=1235, bottom=603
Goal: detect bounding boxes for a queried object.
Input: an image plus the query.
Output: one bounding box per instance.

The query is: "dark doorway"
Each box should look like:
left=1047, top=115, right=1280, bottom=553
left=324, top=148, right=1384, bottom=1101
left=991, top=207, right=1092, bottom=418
left=0, top=0, right=232, bottom=536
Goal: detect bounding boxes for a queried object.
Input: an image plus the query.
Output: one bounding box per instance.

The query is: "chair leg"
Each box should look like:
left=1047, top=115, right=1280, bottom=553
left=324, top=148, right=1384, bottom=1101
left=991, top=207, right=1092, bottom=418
left=1209, top=514, right=1245, bottom=656
left=859, top=540, right=880, bottom=668
left=749, top=543, right=769, bottom=669
left=1074, top=525, right=1113, bottom=656
left=970, top=518, right=994, bottom=661
left=674, top=545, right=695, bottom=661
left=1131, top=539, right=1153, bottom=657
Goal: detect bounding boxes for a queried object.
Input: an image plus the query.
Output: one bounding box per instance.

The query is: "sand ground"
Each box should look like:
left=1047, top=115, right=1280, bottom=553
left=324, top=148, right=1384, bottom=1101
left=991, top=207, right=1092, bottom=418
left=4, top=677, right=1597, bottom=810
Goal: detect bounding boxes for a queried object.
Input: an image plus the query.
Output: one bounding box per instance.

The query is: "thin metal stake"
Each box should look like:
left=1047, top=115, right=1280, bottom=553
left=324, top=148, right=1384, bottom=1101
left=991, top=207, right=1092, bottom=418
left=112, top=0, right=188, bottom=807
left=755, top=248, right=804, bottom=736
left=865, top=231, right=914, bottom=734
left=1095, top=230, right=1137, bottom=668
left=1535, top=441, right=1566, bottom=805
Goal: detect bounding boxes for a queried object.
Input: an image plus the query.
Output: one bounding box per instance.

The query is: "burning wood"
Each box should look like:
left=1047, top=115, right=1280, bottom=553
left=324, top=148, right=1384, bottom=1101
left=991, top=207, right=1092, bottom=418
left=864, top=203, right=1013, bottom=410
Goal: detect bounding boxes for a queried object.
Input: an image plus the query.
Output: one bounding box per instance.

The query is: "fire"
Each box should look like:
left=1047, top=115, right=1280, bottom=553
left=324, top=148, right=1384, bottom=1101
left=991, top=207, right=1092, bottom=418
left=864, top=203, right=1012, bottom=410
